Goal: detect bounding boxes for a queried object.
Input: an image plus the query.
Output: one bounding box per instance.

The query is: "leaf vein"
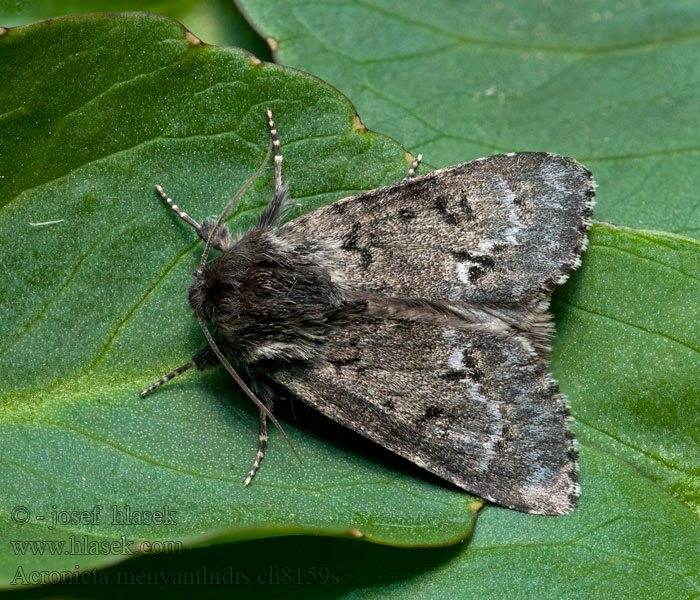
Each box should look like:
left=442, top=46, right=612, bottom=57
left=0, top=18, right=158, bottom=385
left=555, top=297, right=699, bottom=354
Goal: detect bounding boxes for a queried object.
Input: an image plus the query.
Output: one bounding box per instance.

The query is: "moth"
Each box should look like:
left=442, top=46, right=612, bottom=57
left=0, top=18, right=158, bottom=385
left=141, top=109, right=594, bottom=515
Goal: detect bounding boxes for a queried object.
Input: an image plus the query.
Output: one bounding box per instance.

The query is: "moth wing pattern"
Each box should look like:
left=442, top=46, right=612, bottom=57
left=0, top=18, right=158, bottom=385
left=269, top=316, right=577, bottom=515
left=145, top=132, right=594, bottom=514
left=266, top=152, right=593, bottom=515
left=281, top=152, right=594, bottom=306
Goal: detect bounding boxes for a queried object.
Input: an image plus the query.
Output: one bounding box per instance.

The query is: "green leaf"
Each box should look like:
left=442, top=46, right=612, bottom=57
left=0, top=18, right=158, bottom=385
left=7, top=444, right=700, bottom=596
left=0, top=0, right=271, bottom=56
left=0, top=13, right=475, bottom=586
left=553, top=225, right=700, bottom=514
left=238, top=0, right=700, bottom=239
left=2, top=8, right=699, bottom=597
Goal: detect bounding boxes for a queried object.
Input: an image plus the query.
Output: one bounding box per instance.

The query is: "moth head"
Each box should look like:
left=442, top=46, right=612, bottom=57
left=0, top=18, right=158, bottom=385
left=188, top=261, right=240, bottom=325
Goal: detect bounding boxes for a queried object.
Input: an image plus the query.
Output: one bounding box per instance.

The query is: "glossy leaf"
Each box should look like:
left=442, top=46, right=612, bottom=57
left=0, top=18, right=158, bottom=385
left=238, top=0, right=700, bottom=239
left=0, top=14, right=474, bottom=586
left=11, top=443, right=698, bottom=598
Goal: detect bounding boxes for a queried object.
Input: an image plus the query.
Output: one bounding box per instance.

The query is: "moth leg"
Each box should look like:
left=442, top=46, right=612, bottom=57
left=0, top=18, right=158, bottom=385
left=403, top=153, right=423, bottom=180
left=267, top=108, right=283, bottom=191
left=139, top=346, right=216, bottom=397
left=154, top=185, right=231, bottom=251
left=244, top=409, right=268, bottom=486
left=243, top=376, right=276, bottom=485
left=256, top=109, right=288, bottom=230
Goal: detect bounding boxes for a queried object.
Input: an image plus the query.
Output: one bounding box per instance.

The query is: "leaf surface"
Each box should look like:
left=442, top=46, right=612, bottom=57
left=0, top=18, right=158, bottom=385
left=238, top=0, right=700, bottom=238
left=0, top=14, right=474, bottom=585
left=1, top=8, right=698, bottom=596
left=0, top=0, right=270, bottom=54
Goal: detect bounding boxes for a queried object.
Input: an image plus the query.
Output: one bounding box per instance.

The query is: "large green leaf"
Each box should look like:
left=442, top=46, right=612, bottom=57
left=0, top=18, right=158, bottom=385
left=9, top=442, right=700, bottom=598
left=0, top=13, right=474, bottom=587
left=2, top=8, right=698, bottom=597
left=237, top=0, right=700, bottom=239
left=553, top=225, right=700, bottom=514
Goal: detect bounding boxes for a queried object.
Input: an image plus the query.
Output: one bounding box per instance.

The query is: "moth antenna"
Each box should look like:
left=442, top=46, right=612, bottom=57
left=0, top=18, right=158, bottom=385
left=139, top=360, right=195, bottom=397
left=197, top=315, right=301, bottom=465
left=199, top=134, right=274, bottom=270
left=404, top=154, right=422, bottom=180
left=154, top=185, right=201, bottom=230
left=195, top=112, right=299, bottom=470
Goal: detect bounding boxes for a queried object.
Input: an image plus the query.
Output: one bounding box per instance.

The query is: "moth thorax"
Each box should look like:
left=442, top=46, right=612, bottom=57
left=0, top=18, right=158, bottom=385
left=187, top=234, right=348, bottom=364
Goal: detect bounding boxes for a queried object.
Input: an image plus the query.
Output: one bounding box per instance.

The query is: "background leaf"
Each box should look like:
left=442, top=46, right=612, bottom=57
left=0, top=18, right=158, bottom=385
left=0, top=0, right=271, bottom=56
left=237, top=0, right=700, bottom=239
left=2, top=2, right=699, bottom=597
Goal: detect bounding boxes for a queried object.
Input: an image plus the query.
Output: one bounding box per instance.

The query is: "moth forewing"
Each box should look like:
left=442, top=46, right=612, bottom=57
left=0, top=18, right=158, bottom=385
left=267, top=153, right=592, bottom=515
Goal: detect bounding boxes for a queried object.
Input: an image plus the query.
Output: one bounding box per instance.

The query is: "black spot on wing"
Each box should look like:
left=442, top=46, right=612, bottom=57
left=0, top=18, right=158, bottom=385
left=434, top=196, right=460, bottom=225
left=341, top=222, right=362, bottom=252
left=439, top=370, right=467, bottom=381
left=459, top=192, right=475, bottom=220
left=494, top=423, right=513, bottom=453
left=397, top=207, right=417, bottom=221
left=415, top=404, right=444, bottom=432
left=468, top=265, right=486, bottom=282
left=461, top=351, right=483, bottom=381
left=450, top=250, right=495, bottom=269
left=341, top=221, right=374, bottom=268
left=423, top=405, right=443, bottom=419
left=359, top=249, right=373, bottom=267
left=331, top=200, right=347, bottom=215
left=450, top=250, right=496, bottom=282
